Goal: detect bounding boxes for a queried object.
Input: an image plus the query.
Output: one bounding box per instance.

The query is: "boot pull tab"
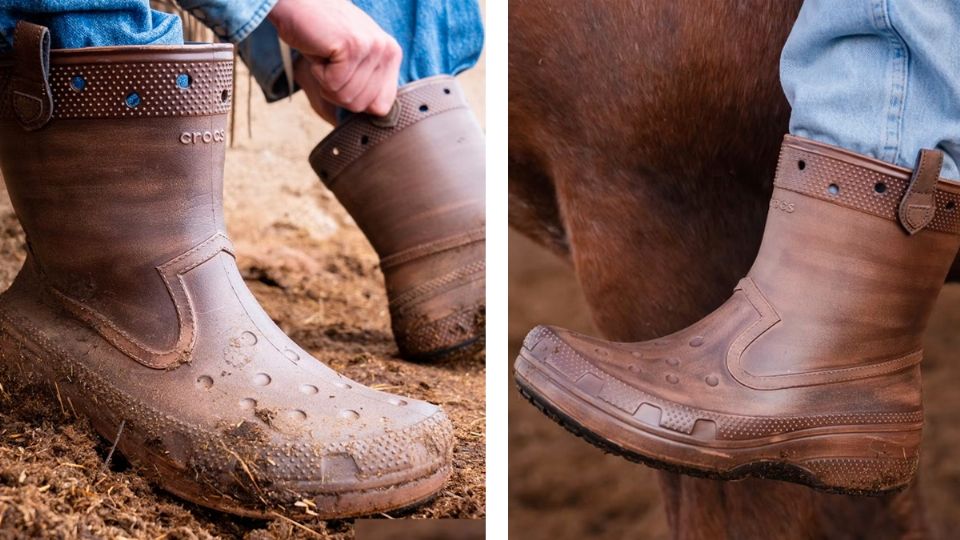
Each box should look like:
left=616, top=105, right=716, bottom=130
left=898, top=148, right=944, bottom=235
left=11, top=21, right=54, bottom=131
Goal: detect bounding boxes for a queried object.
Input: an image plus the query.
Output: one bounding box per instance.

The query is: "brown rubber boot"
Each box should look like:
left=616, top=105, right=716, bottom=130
left=309, top=76, right=485, bottom=361
left=515, top=135, right=960, bottom=495
left=0, top=22, right=453, bottom=518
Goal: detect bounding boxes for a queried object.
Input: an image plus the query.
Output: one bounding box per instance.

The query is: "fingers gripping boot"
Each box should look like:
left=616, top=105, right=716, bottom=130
left=310, top=76, right=485, bottom=360
left=515, top=135, right=960, bottom=495
left=0, top=22, right=454, bottom=518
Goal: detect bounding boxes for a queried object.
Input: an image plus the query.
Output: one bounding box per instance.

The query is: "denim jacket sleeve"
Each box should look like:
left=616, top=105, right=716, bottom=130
left=176, top=0, right=300, bottom=102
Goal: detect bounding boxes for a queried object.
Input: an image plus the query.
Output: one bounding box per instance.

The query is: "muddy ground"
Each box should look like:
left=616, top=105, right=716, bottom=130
left=509, top=230, right=960, bottom=540
left=0, top=60, right=485, bottom=538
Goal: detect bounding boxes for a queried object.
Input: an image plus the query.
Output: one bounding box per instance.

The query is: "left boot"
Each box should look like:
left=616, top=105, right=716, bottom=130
left=309, top=76, right=485, bottom=360
left=515, top=135, right=960, bottom=495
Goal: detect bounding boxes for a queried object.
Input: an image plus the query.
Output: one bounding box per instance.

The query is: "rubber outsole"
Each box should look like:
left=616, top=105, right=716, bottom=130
left=515, top=375, right=908, bottom=498
left=0, top=312, right=450, bottom=520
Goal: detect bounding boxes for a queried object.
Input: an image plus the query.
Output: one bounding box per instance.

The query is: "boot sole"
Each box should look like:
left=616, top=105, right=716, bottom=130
left=515, top=349, right=919, bottom=496
left=0, top=314, right=450, bottom=519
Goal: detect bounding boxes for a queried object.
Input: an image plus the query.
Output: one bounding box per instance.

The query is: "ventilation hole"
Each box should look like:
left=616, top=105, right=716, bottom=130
left=176, top=73, right=191, bottom=89
left=874, top=182, right=887, bottom=194
left=221, top=89, right=230, bottom=102
left=443, top=88, right=451, bottom=95
left=947, top=201, right=957, bottom=211
left=419, top=104, right=429, bottom=112
left=70, top=75, right=86, bottom=92
left=797, top=160, right=806, bottom=171
left=332, top=147, right=340, bottom=156
left=320, top=169, right=329, bottom=180
left=828, top=183, right=840, bottom=195
left=124, top=92, right=141, bottom=109
left=360, top=135, right=369, bottom=145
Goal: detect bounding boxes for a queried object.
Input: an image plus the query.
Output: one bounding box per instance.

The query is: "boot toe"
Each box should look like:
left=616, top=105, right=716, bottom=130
left=266, top=405, right=455, bottom=517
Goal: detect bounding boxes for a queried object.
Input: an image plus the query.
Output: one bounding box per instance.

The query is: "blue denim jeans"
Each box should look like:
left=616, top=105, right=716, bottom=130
left=781, top=0, right=960, bottom=180
left=0, top=0, right=483, bottom=103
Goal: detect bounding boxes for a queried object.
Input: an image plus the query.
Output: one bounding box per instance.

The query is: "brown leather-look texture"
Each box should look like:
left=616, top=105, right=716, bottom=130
left=0, top=23, right=453, bottom=519
left=310, top=76, right=485, bottom=360
left=515, top=135, right=960, bottom=495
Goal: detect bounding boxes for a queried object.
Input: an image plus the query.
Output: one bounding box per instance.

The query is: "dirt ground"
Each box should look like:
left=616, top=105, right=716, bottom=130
left=508, top=230, right=960, bottom=540
left=0, top=60, right=485, bottom=537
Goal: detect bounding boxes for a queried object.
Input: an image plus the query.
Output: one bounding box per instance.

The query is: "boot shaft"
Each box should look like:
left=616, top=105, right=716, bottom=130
left=743, top=135, right=960, bottom=378
left=309, top=75, right=485, bottom=260
left=0, top=23, right=234, bottom=352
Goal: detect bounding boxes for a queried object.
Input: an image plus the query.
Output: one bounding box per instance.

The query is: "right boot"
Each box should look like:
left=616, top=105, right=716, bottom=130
left=515, top=135, right=960, bottom=495
left=0, top=22, right=453, bottom=518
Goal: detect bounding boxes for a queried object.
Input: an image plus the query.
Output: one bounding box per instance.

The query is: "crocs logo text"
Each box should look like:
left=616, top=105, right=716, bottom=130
left=770, top=198, right=795, bottom=213
left=179, top=130, right=226, bottom=145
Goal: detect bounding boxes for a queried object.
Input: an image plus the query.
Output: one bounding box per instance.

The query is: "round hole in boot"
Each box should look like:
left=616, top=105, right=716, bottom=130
left=287, top=410, right=307, bottom=422
left=666, top=374, right=680, bottom=384
left=221, top=89, right=230, bottom=103
left=388, top=397, right=408, bottom=406
left=443, top=88, right=451, bottom=95
left=300, top=384, right=319, bottom=395
left=828, top=183, right=840, bottom=195
left=70, top=75, right=86, bottom=92
left=334, top=381, right=352, bottom=390
left=419, top=104, right=429, bottom=112
left=125, top=92, right=141, bottom=109
left=339, top=409, right=360, bottom=419
left=196, top=375, right=214, bottom=389
left=239, top=398, right=257, bottom=410
left=253, top=372, right=272, bottom=386
left=332, top=147, right=340, bottom=156
left=705, top=375, right=720, bottom=387
left=874, top=182, right=887, bottom=194
left=319, top=169, right=329, bottom=180
left=689, top=336, right=704, bottom=347
left=947, top=201, right=957, bottom=211
left=797, top=160, right=806, bottom=171
left=360, top=135, right=369, bottom=145
left=176, top=73, right=192, bottom=89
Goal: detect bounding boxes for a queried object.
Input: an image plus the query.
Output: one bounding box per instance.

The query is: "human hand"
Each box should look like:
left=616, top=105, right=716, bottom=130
left=268, top=0, right=402, bottom=117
